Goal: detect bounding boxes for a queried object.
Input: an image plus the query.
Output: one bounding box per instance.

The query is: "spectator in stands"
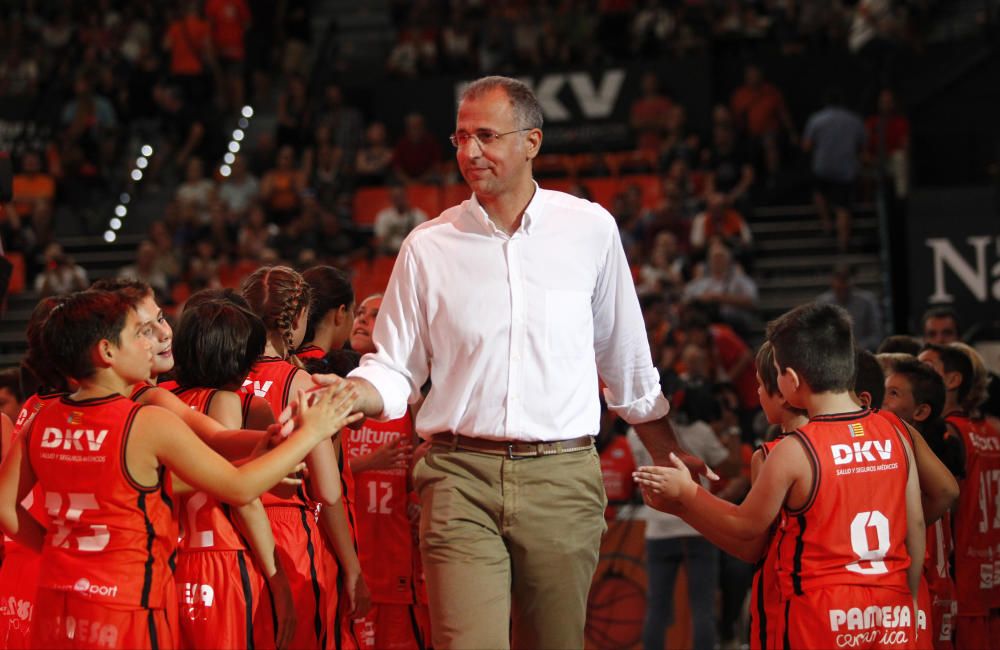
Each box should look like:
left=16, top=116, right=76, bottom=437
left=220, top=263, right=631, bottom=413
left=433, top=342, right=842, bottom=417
left=637, top=231, right=687, bottom=299
left=317, top=83, right=365, bottom=160
left=921, top=306, right=960, bottom=344
left=204, top=0, right=250, bottom=111
left=118, top=240, right=170, bottom=297
left=659, top=105, right=698, bottom=170
left=0, top=367, right=23, bottom=422
left=260, top=145, right=306, bottom=224
left=35, top=242, right=88, bottom=297
left=374, top=186, right=427, bottom=255
left=877, top=335, right=922, bottom=356
left=630, top=72, right=673, bottom=156
left=11, top=151, right=56, bottom=245
left=440, top=5, right=475, bottom=72
left=275, top=74, right=312, bottom=150
left=186, top=239, right=223, bottom=291
left=315, top=207, right=362, bottom=268
left=175, top=156, right=216, bottom=225
left=151, top=83, right=207, bottom=178
left=865, top=88, right=910, bottom=201
left=310, top=143, right=346, bottom=208
left=237, top=203, right=275, bottom=260
left=702, top=121, right=754, bottom=211
left=630, top=0, right=676, bottom=57
left=218, top=155, right=258, bottom=218
left=683, top=241, right=758, bottom=337
left=392, top=112, right=442, bottom=185
left=815, top=263, right=883, bottom=351
left=148, top=220, right=182, bottom=284
left=0, top=44, right=39, bottom=96
left=163, top=2, right=216, bottom=109
left=729, top=64, right=795, bottom=181
left=279, top=0, right=311, bottom=76
left=355, top=122, right=395, bottom=186
left=61, top=72, right=118, bottom=180
left=803, top=88, right=866, bottom=252
left=689, top=193, right=752, bottom=260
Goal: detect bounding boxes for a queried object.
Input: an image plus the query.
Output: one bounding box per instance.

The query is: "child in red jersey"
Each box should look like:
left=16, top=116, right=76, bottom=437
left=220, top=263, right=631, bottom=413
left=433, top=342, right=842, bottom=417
left=297, top=265, right=355, bottom=362
left=0, top=289, right=359, bottom=649
left=745, top=341, right=809, bottom=650
left=0, top=297, right=70, bottom=648
left=636, top=303, right=925, bottom=650
left=919, top=343, right=1000, bottom=649
left=884, top=358, right=964, bottom=650
left=335, top=300, right=427, bottom=650
left=171, top=298, right=296, bottom=650
left=242, top=266, right=371, bottom=650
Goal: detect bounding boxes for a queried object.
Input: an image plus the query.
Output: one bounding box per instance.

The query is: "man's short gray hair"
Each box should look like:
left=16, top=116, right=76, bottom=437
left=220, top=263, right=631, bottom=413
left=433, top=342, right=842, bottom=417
left=460, top=76, right=544, bottom=131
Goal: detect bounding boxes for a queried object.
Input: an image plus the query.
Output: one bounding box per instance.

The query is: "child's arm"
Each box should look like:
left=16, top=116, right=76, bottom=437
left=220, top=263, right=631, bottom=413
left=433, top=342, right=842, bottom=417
left=0, top=419, right=46, bottom=552
left=902, top=435, right=925, bottom=606
left=232, top=498, right=296, bottom=649
left=137, top=386, right=266, bottom=457
left=138, top=387, right=360, bottom=505
left=906, top=422, right=959, bottom=524
left=635, top=435, right=808, bottom=544
left=290, top=370, right=342, bottom=506
left=206, top=391, right=244, bottom=432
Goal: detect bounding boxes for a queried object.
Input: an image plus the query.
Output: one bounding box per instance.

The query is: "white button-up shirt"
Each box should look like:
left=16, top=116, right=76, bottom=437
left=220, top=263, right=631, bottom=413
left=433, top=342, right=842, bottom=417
left=349, top=185, right=669, bottom=441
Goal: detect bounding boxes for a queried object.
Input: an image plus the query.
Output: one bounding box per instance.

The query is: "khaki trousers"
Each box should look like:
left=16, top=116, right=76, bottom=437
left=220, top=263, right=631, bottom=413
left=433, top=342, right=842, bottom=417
left=412, top=444, right=608, bottom=650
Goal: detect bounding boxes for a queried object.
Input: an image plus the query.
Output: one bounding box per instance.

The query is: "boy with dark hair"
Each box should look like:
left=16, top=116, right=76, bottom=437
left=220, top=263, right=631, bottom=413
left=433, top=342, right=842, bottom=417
left=921, top=308, right=959, bottom=345
left=855, top=348, right=887, bottom=408
left=884, top=358, right=963, bottom=650
left=919, top=343, right=1000, bottom=646
left=635, top=302, right=925, bottom=649
left=0, top=289, right=360, bottom=649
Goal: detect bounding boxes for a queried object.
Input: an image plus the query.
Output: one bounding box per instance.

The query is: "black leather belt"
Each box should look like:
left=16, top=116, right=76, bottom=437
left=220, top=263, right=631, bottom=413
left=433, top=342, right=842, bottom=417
left=429, top=433, right=594, bottom=459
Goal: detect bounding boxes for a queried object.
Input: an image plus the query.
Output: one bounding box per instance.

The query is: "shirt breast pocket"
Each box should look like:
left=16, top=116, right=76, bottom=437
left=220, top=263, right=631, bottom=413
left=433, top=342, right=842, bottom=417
left=545, top=289, right=593, bottom=359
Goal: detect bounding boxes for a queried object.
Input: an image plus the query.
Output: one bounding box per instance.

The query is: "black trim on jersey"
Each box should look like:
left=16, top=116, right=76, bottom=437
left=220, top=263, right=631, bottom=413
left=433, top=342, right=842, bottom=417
left=138, top=491, right=156, bottom=608
left=791, top=514, right=806, bottom=596
left=147, top=609, right=159, bottom=649
left=809, top=407, right=870, bottom=422
left=785, top=433, right=819, bottom=515
left=131, top=384, right=154, bottom=401
left=782, top=599, right=791, bottom=650
left=754, top=571, right=767, bottom=649
left=60, top=393, right=127, bottom=406
left=296, top=344, right=324, bottom=358
left=333, top=566, right=343, bottom=649
left=121, top=404, right=159, bottom=492
left=299, top=508, right=326, bottom=647
left=237, top=550, right=256, bottom=650
left=281, top=367, right=299, bottom=411
left=408, top=604, right=427, bottom=650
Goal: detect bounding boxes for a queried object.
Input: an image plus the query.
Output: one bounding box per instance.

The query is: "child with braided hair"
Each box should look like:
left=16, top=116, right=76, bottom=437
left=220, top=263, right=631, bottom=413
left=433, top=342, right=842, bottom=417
left=242, top=265, right=370, bottom=650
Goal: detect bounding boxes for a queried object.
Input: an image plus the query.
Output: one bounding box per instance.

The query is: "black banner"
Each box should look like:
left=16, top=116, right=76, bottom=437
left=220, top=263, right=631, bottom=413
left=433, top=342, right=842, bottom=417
left=370, top=58, right=713, bottom=154
left=906, top=186, right=1000, bottom=332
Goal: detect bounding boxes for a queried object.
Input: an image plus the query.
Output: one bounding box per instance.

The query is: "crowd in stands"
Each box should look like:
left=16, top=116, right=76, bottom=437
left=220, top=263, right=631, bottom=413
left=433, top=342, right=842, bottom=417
left=384, top=0, right=941, bottom=78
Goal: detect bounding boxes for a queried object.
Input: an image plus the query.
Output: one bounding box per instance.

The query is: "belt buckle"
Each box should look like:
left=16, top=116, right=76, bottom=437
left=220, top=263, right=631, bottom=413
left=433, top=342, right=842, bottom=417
left=507, top=442, right=537, bottom=459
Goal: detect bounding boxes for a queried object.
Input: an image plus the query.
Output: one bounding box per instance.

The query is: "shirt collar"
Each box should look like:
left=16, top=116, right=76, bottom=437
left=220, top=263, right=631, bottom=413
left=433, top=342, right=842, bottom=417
left=468, top=181, right=543, bottom=238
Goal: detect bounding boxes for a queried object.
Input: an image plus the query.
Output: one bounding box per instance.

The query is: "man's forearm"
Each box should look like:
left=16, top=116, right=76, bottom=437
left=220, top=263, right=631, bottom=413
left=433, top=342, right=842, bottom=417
left=347, top=377, right=385, bottom=418
left=632, top=415, right=682, bottom=466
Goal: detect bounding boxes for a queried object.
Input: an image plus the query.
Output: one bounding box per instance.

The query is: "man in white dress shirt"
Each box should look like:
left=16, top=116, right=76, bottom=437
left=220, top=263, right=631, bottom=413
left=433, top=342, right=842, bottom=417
left=318, top=76, right=698, bottom=649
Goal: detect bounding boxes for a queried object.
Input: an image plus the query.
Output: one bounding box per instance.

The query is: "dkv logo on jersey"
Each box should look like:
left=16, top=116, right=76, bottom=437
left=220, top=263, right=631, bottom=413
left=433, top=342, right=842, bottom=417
left=242, top=379, right=274, bottom=398
left=40, top=427, right=108, bottom=452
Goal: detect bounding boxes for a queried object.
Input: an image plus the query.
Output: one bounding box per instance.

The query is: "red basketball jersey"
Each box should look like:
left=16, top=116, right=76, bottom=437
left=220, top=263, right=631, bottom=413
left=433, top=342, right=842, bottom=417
left=599, top=435, right=636, bottom=504
left=156, top=379, right=179, bottom=392
left=129, top=382, right=154, bottom=402
left=241, top=357, right=310, bottom=509
left=27, top=394, right=175, bottom=609
left=171, top=386, right=249, bottom=553
left=344, top=414, right=415, bottom=604
left=945, top=412, right=1000, bottom=614
left=775, top=409, right=912, bottom=598
left=749, top=435, right=786, bottom=650
left=295, top=345, right=325, bottom=361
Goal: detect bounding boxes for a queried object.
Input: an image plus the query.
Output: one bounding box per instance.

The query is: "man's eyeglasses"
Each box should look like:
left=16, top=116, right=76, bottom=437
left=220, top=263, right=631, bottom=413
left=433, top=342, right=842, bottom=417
left=449, top=128, right=532, bottom=149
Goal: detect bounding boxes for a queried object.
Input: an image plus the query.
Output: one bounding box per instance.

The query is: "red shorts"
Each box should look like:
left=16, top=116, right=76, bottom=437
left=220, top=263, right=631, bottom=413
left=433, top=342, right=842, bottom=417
left=175, top=548, right=275, bottom=649
left=352, top=603, right=425, bottom=650
left=749, top=565, right=783, bottom=650
left=785, top=585, right=919, bottom=650
left=31, top=588, right=173, bottom=649
left=954, top=615, right=1000, bottom=650
left=0, top=549, right=40, bottom=649
left=267, top=505, right=335, bottom=650
left=923, top=577, right=956, bottom=650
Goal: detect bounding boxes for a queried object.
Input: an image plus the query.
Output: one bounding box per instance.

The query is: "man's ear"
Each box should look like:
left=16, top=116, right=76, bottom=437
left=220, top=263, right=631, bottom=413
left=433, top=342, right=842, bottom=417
left=913, top=403, right=931, bottom=423
left=525, top=128, right=543, bottom=161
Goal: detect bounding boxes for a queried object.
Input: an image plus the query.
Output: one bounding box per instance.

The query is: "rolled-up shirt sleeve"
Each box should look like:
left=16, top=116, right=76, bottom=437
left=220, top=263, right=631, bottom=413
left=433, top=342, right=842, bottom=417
left=592, top=220, right=670, bottom=424
left=348, top=239, right=431, bottom=420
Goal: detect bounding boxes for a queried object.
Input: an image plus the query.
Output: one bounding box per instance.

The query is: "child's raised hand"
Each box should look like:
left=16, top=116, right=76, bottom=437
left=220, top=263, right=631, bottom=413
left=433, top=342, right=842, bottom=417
left=633, top=452, right=699, bottom=512
left=296, top=385, right=363, bottom=441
